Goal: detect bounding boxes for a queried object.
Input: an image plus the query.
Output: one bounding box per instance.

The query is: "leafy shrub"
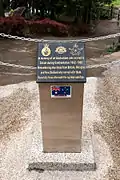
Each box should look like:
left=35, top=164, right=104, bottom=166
left=0, top=16, right=26, bottom=35
left=107, top=41, right=120, bottom=53
left=0, top=17, right=94, bottom=37
left=27, top=18, right=69, bottom=36
left=0, top=17, right=69, bottom=37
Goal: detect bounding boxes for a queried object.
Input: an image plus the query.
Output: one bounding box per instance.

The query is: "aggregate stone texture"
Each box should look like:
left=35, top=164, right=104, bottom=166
left=1, top=62, right=120, bottom=180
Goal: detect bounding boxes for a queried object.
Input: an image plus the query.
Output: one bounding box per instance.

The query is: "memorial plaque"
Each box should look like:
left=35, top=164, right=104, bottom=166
left=36, top=41, right=86, bottom=83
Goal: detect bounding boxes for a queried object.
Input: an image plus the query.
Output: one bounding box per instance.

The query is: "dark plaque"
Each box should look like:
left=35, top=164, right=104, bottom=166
left=36, top=41, right=86, bottom=83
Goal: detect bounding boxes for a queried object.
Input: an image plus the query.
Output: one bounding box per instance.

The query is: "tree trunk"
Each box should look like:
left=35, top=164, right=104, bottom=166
left=87, top=1, right=92, bottom=24
left=0, top=0, right=4, bottom=17
left=50, top=0, right=55, bottom=19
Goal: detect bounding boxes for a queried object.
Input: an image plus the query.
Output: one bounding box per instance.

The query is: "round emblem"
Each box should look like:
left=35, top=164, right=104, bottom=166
left=55, top=46, right=66, bottom=54
left=41, top=44, right=51, bottom=56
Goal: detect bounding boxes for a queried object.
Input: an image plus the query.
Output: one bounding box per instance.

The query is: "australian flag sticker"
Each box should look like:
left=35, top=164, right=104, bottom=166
left=51, top=86, right=72, bottom=98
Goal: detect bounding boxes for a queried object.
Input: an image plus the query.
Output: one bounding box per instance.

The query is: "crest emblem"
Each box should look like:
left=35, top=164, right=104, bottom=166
left=69, top=43, right=83, bottom=56
left=55, top=46, right=67, bottom=54
left=41, top=44, right=51, bottom=56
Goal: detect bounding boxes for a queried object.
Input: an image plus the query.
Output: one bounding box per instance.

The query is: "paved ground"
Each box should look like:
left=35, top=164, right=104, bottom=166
left=0, top=71, right=120, bottom=179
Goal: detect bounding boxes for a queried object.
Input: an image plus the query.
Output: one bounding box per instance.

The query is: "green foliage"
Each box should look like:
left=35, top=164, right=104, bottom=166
left=112, top=0, right=120, bottom=6
left=107, top=41, right=120, bottom=53
left=0, top=0, right=116, bottom=36
left=0, top=0, right=115, bottom=19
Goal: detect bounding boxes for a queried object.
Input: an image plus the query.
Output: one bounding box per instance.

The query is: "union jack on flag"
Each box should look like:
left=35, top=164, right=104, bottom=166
left=52, top=86, right=60, bottom=91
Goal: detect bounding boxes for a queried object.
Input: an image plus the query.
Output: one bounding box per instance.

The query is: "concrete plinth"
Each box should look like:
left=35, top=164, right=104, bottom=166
left=39, top=83, right=84, bottom=153
left=28, top=82, right=96, bottom=171
left=28, top=116, right=96, bottom=171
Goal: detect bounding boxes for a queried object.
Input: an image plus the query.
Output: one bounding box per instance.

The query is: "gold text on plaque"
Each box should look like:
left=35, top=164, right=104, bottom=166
left=55, top=46, right=67, bottom=54
left=41, top=44, right=51, bottom=57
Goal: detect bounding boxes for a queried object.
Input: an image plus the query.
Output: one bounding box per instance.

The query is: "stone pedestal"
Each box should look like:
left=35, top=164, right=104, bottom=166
left=39, top=83, right=84, bottom=153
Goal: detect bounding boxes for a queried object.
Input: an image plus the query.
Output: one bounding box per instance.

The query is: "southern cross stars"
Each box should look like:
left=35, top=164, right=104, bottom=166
left=69, top=43, right=83, bottom=56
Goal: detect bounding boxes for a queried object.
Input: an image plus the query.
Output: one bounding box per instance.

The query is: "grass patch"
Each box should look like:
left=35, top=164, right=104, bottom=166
left=107, top=41, right=120, bottom=54
left=112, top=0, right=120, bottom=6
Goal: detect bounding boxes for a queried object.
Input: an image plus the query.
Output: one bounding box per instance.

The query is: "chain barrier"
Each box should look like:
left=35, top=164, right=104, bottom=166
left=0, top=32, right=120, bottom=72
left=1, top=59, right=120, bottom=70
left=0, top=32, right=120, bottom=43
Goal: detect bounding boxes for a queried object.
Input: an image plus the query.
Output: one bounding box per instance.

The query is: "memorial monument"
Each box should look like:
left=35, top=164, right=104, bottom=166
left=37, top=41, right=86, bottom=153
left=28, top=40, right=96, bottom=171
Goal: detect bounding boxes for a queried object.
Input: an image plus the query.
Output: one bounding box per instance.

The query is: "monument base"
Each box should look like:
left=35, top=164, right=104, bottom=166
left=39, top=83, right=84, bottom=153
left=28, top=119, right=96, bottom=171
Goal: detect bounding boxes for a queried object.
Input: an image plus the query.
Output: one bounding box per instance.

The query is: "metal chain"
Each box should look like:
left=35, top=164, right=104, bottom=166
left=1, top=59, right=120, bottom=70
left=0, top=32, right=120, bottom=43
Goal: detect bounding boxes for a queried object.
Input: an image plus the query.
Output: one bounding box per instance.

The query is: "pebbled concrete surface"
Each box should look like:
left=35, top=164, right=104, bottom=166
left=0, top=75, right=115, bottom=180
left=28, top=108, right=96, bottom=172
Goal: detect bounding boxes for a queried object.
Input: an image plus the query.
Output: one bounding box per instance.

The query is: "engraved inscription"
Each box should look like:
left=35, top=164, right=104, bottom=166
left=36, top=41, right=86, bottom=83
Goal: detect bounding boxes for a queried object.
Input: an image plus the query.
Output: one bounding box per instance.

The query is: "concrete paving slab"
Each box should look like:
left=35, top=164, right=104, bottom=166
left=28, top=123, right=96, bottom=171
left=0, top=77, right=113, bottom=180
